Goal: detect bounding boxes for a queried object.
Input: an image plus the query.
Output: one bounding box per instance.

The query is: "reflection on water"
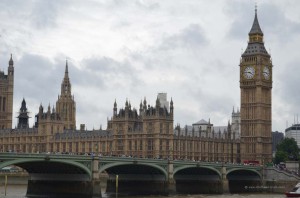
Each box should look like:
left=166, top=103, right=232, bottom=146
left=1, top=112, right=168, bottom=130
left=0, top=185, right=286, bottom=198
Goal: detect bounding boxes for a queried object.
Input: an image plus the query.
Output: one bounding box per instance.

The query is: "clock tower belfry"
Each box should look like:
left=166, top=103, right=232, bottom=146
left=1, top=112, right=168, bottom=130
left=240, top=7, right=272, bottom=164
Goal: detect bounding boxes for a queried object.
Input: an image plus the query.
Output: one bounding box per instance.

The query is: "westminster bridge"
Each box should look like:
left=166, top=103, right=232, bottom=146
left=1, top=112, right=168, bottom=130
left=0, top=152, right=292, bottom=197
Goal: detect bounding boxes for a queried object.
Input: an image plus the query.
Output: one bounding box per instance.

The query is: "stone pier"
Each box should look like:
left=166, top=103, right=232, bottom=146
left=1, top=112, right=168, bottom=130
left=91, top=158, right=101, bottom=198
left=221, top=166, right=229, bottom=193
left=167, top=160, right=176, bottom=195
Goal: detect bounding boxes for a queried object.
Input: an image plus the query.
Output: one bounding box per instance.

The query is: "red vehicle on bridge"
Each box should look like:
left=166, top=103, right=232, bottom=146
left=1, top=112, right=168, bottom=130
left=243, top=160, right=260, bottom=166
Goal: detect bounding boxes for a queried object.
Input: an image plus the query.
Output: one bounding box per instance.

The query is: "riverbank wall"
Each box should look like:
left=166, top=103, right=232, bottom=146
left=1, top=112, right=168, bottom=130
left=0, top=173, right=28, bottom=185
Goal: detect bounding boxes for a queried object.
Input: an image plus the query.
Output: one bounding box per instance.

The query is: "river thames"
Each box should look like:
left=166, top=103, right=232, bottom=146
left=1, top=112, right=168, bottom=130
left=0, top=185, right=286, bottom=198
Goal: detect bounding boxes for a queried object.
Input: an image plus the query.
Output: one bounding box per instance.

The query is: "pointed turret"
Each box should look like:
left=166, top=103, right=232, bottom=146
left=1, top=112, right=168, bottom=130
left=9, top=54, right=14, bottom=66
left=170, top=97, right=174, bottom=115
left=47, top=104, right=51, bottom=114
left=8, top=54, right=14, bottom=77
left=143, top=97, right=147, bottom=110
left=114, top=99, right=117, bottom=108
left=156, top=97, right=160, bottom=108
left=20, top=98, right=27, bottom=112
left=113, top=99, right=117, bottom=116
left=242, top=6, right=269, bottom=57
left=65, top=59, right=69, bottom=78
left=17, top=98, right=30, bottom=129
left=249, top=6, right=263, bottom=36
left=139, top=100, right=143, bottom=115
left=39, top=104, right=43, bottom=115
left=60, top=60, right=72, bottom=96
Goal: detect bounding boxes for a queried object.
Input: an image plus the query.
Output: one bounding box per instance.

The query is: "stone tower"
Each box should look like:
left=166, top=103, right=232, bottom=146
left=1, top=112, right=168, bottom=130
left=17, top=98, right=30, bottom=129
left=231, top=107, right=240, bottom=139
left=0, top=55, right=14, bottom=129
left=240, top=8, right=273, bottom=164
left=56, top=61, right=76, bottom=130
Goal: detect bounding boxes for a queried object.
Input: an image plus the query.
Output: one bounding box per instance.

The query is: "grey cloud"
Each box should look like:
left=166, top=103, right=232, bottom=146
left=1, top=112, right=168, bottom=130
left=135, top=0, right=160, bottom=10
left=224, top=1, right=253, bottom=40
left=190, top=87, right=234, bottom=114
left=15, top=53, right=61, bottom=102
left=80, top=56, right=144, bottom=90
left=259, top=3, right=300, bottom=41
left=159, top=24, right=209, bottom=50
left=226, top=2, right=300, bottom=41
left=0, top=0, right=62, bottom=30
left=277, top=60, right=300, bottom=110
left=30, top=1, right=61, bottom=29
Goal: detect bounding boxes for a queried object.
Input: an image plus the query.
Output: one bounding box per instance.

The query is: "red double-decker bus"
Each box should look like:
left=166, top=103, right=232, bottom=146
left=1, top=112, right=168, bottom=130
left=243, top=160, right=260, bottom=165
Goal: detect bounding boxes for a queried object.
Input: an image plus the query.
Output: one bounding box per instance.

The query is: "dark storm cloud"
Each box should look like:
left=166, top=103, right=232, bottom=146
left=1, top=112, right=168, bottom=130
left=159, top=24, right=209, bottom=50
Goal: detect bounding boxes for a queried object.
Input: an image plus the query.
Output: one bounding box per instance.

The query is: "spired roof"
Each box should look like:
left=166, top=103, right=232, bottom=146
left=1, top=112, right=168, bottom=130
left=242, top=6, right=270, bottom=57
left=249, top=7, right=263, bottom=36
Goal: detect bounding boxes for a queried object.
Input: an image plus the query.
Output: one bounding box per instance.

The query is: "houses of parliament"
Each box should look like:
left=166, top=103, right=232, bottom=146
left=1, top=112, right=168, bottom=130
left=0, top=9, right=272, bottom=164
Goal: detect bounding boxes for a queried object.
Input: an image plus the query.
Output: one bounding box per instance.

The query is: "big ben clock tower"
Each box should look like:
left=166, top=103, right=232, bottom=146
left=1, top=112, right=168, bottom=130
left=240, top=7, right=272, bottom=164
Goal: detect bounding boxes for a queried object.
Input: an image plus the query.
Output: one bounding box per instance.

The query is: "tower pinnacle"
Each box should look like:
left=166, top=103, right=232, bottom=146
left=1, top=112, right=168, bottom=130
left=249, top=5, right=263, bottom=36
left=9, top=54, right=14, bottom=66
left=65, top=59, right=69, bottom=78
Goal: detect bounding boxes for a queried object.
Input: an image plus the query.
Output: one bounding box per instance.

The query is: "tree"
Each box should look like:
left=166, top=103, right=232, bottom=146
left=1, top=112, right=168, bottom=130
left=274, top=150, right=288, bottom=164
left=274, top=137, right=300, bottom=164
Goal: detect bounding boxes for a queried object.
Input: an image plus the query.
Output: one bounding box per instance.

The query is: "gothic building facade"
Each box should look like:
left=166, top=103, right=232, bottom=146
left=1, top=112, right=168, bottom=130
left=0, top=55, right=14, bottom=129
left=0, top=8, right=272, bottom=163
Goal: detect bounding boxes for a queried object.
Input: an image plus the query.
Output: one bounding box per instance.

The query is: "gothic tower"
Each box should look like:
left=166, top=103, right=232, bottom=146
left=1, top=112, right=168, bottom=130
left=56, top=61, right=76, bottom=130
left=240, top=8, right=272, bottom=163
left=0, top=55, right=14, bottom=129
left=17, top=98, right=30, bottom=129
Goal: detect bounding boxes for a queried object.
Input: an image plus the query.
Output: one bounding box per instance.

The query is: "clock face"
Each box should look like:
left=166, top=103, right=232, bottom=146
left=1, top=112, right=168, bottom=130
left=262, top=66, right=270, bottom=80
left=243, top=66, right=255, bottom=79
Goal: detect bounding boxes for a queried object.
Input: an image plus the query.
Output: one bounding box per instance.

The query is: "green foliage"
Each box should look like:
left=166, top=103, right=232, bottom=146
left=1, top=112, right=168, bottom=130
left=274, top=150, right=288, bottom=164
left=274, top=137, right=300, bottom=164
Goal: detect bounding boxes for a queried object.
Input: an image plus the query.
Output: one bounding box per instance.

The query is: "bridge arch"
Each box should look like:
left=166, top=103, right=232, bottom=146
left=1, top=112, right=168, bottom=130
left=227, top=168, right=262, bottom=179
left=173, top=165, right=222, bottom=194
left=100, top=161, right=168, bottom=178
left=0, top=158, right=92, bottom=178
left=226, top=168, right=262, bottom=193
left=101, top=162, right=168, bottom=195
left=174, top=165, right=222, bottom=178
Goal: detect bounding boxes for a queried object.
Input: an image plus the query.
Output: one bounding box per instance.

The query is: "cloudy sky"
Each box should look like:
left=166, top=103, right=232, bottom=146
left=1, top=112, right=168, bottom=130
left=1, top=0, right=300, bottom=133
